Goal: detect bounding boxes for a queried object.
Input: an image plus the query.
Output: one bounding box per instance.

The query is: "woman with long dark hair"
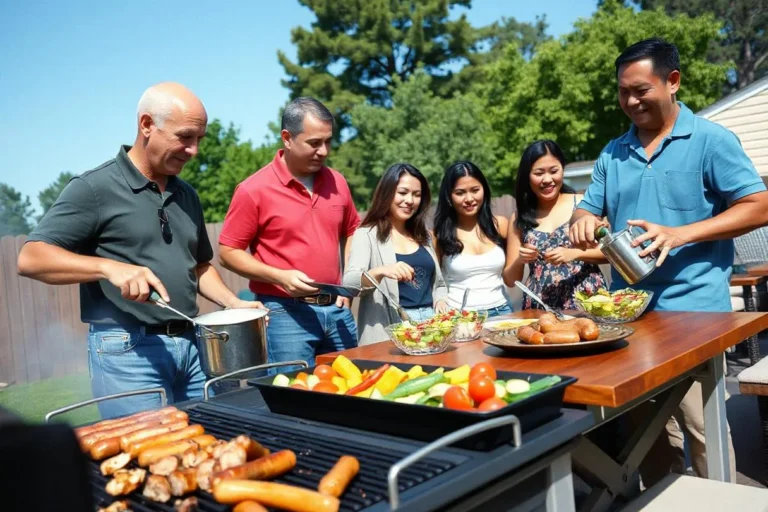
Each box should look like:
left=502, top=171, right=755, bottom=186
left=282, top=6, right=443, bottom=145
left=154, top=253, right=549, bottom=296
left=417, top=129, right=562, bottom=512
left=343, top=163, right=448, bottom=345
left=433, top=161, right=512, bottom=317
left=503, top=140, right=606, bottom=310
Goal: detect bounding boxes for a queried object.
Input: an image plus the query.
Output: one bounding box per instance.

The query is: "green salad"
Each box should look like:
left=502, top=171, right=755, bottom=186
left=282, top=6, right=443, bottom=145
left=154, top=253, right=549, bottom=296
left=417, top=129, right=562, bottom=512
left=575, top=288, right=650, bottom=320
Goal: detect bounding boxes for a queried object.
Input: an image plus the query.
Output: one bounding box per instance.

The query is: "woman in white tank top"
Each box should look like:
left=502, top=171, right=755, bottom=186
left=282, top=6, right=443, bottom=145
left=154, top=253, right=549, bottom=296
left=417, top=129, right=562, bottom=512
left=434, top=161, right=513, bottom=317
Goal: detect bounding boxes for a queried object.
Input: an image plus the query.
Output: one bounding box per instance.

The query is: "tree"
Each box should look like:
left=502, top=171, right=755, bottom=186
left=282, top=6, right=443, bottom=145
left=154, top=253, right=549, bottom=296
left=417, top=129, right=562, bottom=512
left=331, top=71, right=498, bottom=207
left=38, top=171, right=75, bottom=220
left=0, top=184, right=34, bottom=236
left=180, top=120, right=279, bottom=222
left=628, top=0, right=768, bottom=89
left=480, top=0, right=728, bottom=178
left=278, top=0, right=547, bottom=130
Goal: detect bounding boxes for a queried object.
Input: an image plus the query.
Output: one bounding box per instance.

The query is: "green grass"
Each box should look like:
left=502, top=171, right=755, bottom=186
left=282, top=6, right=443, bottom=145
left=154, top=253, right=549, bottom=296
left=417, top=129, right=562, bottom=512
left=0, top=373, right=100, bottom=426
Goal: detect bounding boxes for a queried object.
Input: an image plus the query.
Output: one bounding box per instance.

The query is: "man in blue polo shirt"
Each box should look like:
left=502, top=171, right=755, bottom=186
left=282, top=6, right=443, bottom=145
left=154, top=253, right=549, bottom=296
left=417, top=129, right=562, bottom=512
left=570, top=38, right=768, bottom=485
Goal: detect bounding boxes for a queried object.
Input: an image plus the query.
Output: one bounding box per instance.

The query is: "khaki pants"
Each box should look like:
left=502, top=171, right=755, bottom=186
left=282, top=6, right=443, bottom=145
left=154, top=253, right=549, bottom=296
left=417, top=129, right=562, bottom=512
left=638, top=381, right=737, bottom=487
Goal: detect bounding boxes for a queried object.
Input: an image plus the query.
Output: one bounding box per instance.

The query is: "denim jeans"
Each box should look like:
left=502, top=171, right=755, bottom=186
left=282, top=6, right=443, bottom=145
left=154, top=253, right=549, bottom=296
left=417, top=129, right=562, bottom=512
left=259, top=296, right=358, bottom=369
left=87, top=324, right=206, bottom=419
left=402, top=305, right=435, bottom=322
left=486, top=302, right=514, bottom=318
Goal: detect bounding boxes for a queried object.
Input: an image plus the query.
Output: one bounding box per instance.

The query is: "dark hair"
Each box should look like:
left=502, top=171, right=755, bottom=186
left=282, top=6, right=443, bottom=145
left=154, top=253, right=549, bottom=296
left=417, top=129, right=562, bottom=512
left=434, top=161, right=505, bottom=257
left=615, top=37, right=680, bottom=79
left=361, top=163, right=432, bottom=245
left=281, top=97, right=334, bottom=136
left=514, top=140, right=575, bottom=233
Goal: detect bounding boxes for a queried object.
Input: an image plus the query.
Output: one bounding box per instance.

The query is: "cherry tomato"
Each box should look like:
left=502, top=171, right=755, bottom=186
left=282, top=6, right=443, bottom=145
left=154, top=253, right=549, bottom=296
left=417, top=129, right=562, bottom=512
left=295, top=372, right=309, bottom=383
left=469, top=362, right=497, bottom=381
left=313, top=381, right=340, bottom=394
left=313, top=364, right=338, bottom=381
left=477, top=397, right=507, bottom=412
left=468, top=376, right=496, bottom=404
left=443, top=386, right=474, bottom=410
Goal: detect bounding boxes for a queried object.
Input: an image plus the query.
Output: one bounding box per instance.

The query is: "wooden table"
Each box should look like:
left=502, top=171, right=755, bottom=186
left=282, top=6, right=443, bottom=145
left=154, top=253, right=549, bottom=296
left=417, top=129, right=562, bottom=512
left=318, top=310, right=768, bottom=512
left=747, top=263, right=768, bottom=277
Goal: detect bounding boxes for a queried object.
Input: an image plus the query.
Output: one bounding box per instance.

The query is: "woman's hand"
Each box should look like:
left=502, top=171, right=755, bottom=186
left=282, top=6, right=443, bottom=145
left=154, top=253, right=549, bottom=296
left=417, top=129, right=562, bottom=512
left=372, top=262, right=415, bottom=282
left=517, top=244, right=540, bottom=264
left=544, top=247, right=576, bottom=265
left=434, top=299, right=449, bottom=314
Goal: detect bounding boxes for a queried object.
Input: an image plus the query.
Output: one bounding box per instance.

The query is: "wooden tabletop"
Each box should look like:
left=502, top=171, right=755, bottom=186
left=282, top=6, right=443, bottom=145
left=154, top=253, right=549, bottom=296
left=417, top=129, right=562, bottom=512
left=317, top=310, right=768, bottom=408
left=747, top=263, right=768, bottom=277
left=731, top=273, right=766, bottom=287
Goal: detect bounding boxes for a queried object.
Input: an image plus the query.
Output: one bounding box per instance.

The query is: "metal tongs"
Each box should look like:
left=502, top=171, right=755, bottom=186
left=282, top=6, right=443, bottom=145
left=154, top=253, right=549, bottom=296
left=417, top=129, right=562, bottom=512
left=362, top=271, right=414, bottom=323
left=149, top=290, right=230, bottom=341
left=514, top=281, right=566, bottom=320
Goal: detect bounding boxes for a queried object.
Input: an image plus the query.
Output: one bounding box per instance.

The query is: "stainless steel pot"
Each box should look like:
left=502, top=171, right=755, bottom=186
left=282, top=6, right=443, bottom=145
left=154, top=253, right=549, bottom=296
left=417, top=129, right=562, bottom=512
left=193, top=308, right=268, bottom=378
left=598, top=226, right=659, bottom=285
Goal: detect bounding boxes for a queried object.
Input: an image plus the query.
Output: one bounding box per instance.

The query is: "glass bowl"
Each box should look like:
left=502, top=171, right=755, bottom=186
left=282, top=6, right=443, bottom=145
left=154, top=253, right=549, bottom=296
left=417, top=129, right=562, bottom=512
left=385, top=322, right=456, bottom=355
left=574, top=290, right=654, bottom=324
left=452, top=310, right=489, bottom=342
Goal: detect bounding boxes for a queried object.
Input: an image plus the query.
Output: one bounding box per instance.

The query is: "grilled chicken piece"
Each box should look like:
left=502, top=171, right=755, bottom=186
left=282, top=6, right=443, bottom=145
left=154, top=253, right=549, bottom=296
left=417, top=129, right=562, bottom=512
left=232, top=435, right=269, bottom=461
left=142, top=474, right=172, bottom=503
left=169, top=468, right=198, bottom=496
left=206, top=440, right=227, bottom=457
left=181, top=447, right=210, bottom=468
left=98, top=500, right=132, bottom=512
left=174, top=497, right=199, bottom=512
left=105, top=468, right=146, bottom=496
left=100, top=452, right=132, bottom=476
left=217, top=445, right=247, bottom=471
left=149, top=455, right=179, bottom=476
left=196, top=459, right=217, bottom=492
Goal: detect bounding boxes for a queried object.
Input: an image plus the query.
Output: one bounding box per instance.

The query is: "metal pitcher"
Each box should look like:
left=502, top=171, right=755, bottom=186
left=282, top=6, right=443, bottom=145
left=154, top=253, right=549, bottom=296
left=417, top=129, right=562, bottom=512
left=193, top=308, right=268, bottom=378
left=597, top=226, right=658, bottom=285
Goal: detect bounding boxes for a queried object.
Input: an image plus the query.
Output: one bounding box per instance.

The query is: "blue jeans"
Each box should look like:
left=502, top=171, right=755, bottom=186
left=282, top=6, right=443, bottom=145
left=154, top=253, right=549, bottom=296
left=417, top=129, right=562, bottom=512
left=402, top=305, right=435, bottom=322
left=486, top=302, right=514, bottom=318
left=259, top=296, right=358, bottom=369
left=87, top=325, right=206, bottom=419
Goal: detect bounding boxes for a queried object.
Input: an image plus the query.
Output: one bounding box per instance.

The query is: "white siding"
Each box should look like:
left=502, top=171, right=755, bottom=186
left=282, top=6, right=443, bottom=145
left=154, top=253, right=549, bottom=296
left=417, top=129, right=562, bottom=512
left=710, top=89, right=768, bottom=177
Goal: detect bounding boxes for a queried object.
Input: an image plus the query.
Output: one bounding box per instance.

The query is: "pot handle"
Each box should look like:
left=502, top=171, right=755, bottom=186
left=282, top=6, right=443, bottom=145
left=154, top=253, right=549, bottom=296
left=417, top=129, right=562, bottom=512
left=387, top=414, right=522, bottom=509
left=44, top=387, right=168, bottom=424
left=203, top=360, right=309, bottom=401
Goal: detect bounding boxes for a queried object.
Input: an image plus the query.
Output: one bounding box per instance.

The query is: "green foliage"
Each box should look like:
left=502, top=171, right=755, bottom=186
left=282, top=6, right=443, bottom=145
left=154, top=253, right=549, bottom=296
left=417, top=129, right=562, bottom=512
left=38, top=171, right=75, bottom=220
left=0, top=183, right=34, bottom=236
left=180, top=120, right=279, bottom=222
left=480, top=0, right=728, bottom=175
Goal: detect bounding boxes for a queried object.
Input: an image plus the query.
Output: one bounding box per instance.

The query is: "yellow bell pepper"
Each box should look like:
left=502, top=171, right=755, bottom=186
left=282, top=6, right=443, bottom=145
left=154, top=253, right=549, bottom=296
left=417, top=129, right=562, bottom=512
left=406, top=365, right=427, bottom=380
left=430, top=367, right=445, bottom=375
left=355, top=387, right=375, bottom=398
left=332, top=355, right=362, bottom=382
left=444, top=364, right=471, bottom=385
left=374, top=366, right=407, bottom=395
left=331, top=376, right=348, bottom=394
left=346, top=376, right=362, bottom=389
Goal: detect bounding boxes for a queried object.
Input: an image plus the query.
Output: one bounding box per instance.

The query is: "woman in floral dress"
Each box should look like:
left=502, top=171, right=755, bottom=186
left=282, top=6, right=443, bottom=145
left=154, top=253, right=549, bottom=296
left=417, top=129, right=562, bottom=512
left=503, top=140, right=606, bottom=310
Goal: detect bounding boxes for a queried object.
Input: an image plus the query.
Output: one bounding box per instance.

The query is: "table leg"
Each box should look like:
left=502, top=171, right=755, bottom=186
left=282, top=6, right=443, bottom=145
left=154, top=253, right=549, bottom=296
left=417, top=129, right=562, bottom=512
left=743, top=285, right=761, bottom=366
left=546, top=453, right=575, bottom=512
left=700, top=353, right=731, bottom=482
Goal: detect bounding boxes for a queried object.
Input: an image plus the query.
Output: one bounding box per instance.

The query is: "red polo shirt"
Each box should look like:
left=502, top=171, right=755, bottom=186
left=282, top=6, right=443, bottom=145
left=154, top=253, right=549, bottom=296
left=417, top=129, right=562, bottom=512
left=219, top=150, right=360, bottom=298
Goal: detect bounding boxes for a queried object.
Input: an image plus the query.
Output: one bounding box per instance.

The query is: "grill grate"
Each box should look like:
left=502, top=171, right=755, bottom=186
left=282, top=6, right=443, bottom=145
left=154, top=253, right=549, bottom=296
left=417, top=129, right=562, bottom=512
left=88, top=406, right=456, bottom=511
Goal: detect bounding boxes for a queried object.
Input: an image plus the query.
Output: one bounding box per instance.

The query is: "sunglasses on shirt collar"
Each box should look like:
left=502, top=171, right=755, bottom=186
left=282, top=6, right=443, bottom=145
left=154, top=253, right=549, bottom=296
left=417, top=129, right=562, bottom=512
left=158, top=208, right=173, bottom=243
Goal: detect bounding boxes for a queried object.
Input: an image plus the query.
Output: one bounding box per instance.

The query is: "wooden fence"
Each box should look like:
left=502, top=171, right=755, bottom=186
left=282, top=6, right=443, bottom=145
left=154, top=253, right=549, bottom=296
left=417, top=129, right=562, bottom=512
left=0, top=195, right=518, bottom=385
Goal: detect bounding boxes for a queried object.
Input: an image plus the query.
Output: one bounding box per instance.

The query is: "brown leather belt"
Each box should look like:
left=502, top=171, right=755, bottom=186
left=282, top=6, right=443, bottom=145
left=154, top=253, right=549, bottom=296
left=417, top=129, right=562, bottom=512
left=297, top=293, right=338, bottom=306
left=144, top=320, right=192, bottom=336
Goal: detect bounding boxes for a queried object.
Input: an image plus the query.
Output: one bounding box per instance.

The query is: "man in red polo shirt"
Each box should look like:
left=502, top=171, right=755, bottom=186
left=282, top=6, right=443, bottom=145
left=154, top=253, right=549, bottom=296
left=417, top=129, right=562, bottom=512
left=219, top=97, right=360, bottom=366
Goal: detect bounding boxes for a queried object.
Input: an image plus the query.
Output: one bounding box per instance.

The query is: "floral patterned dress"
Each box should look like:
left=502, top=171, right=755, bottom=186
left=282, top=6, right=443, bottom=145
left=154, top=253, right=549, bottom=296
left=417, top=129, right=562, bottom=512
left=522, top=199, right=606, bottom=310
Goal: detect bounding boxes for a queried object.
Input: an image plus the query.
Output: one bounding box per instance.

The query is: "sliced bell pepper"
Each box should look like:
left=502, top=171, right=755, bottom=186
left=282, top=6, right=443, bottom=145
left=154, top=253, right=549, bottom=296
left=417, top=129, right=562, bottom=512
left=355, top=387, right=375, bottom=398
left=331, top=376, right=348, bottom=394
left=444, top=364, right=471, bottom=385
left=406, top=365, right=427, bottom=380
left=332, top=355, right=362, bottom=382
left=346, top=364, right=390, bottom=395
left=374, top=366, right=407, bottom=395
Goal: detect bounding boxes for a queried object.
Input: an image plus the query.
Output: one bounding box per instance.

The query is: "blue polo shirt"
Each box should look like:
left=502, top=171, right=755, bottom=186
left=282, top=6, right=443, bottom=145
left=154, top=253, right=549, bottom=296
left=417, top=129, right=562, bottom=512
left=579, top=102, right=766, bottom=312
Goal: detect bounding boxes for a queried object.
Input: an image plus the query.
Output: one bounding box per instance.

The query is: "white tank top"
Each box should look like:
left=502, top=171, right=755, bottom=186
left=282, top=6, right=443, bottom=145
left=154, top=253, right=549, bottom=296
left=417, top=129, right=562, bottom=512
left=442, top=245, right=508, bottom=310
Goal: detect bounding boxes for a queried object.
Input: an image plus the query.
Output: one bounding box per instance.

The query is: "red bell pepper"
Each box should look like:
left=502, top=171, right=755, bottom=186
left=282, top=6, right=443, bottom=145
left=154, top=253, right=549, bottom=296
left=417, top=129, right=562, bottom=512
left=346, top=364, right=390, bottom=395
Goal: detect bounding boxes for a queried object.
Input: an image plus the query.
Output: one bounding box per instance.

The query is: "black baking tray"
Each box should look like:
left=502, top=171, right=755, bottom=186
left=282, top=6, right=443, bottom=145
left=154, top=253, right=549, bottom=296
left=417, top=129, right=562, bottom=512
left=251, top=359, right=577, bottom=451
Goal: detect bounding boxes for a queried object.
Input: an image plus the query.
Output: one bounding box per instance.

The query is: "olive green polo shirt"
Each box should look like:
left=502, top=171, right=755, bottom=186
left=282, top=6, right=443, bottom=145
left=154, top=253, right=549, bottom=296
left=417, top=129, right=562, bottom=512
left=28, top=146, right=214, bottom=325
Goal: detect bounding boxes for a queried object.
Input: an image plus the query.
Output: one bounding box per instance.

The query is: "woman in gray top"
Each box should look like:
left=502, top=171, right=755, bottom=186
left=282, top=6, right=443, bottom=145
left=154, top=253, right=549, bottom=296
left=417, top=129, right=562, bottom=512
left=343, top=163, right=448, bottom=345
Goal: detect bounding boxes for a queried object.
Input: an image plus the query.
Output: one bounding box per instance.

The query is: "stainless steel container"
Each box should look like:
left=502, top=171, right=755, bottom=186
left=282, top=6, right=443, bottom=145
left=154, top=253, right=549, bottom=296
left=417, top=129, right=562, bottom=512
left=193, top=308, right=268, bottom=377
left=598, top=226, right=658, bottom=285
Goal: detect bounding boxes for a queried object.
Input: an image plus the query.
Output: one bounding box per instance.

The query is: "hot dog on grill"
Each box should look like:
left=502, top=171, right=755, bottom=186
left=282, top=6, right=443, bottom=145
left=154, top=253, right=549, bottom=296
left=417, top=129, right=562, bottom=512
left=81, top=418, right=167, bottom=452
left=91, top=437, right=123, bottom=461
left=233, top=501, right=269, bottom=512
left=191, top=434, right=217, bottom=450
left=318, top=455, right=359, bottom=498
left=232, top=435, right=270, bottom=461
left=213, top=480, right=340, bottom=512
left=119, top=420, right=189, bottom=451
left=169, top=468, right=198, bottom=496
left=75, top=406, right=179, bottom=438
left=139, top=439, right=199, bottom=467
left=128, top=425, right=205, bottom=457
left=517, top=325, right=545, bottom=345
left=211, top=450, right=297, bottom=487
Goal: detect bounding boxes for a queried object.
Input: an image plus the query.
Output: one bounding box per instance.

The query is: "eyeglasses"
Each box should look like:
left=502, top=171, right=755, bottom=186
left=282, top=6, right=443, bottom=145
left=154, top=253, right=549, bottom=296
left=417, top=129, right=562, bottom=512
left=158, top=208, right=173, bottom=243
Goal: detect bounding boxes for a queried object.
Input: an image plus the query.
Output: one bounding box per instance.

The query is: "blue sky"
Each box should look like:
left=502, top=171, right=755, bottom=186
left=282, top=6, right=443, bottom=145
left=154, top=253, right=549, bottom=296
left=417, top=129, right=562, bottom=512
left=0, top=1, right=596, bottom=212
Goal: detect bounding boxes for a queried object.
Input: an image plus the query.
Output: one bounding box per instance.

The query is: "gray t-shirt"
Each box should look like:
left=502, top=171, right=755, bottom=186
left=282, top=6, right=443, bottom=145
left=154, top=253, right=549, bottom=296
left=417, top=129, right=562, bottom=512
left=27, top=146, right=214, bottom=325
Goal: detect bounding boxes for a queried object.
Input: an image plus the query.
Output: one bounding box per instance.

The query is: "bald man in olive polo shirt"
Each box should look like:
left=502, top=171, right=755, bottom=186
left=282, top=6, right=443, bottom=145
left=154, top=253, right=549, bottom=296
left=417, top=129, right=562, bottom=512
left=18, top=83, right=263, bottom=419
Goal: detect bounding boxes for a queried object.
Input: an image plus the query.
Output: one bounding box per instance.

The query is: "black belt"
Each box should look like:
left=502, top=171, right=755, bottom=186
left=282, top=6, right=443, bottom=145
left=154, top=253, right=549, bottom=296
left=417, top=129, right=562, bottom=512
left=297, top=294, right=338, bottom=306
left=144, top=320, right=193, bottom=336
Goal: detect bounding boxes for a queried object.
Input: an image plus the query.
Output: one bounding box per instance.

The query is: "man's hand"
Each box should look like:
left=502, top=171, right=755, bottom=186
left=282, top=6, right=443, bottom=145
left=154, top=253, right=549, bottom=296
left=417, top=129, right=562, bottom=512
left=517, top=244, right=540, bottom=264
left=335, top=296, right=350, bottom=308
left=569, top=215, right=608, bottom=249
left=544, top=247, right=575, bottom=265
left=277, top=270, right=319, bottom=297
left=627, top=219, right=687, bottom=267
left=100, top=260, right=169, bottom=303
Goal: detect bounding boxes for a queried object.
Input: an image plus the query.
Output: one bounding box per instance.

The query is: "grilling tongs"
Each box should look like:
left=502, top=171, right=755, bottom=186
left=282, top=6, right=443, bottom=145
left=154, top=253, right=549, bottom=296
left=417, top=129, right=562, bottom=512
left=362, top=271, right=414, bottom=324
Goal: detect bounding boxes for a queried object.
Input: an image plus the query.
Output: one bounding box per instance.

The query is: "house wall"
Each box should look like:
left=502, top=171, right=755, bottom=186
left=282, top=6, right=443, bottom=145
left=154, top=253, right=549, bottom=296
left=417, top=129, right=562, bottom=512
left=709, top=89, right=768, bottom=177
